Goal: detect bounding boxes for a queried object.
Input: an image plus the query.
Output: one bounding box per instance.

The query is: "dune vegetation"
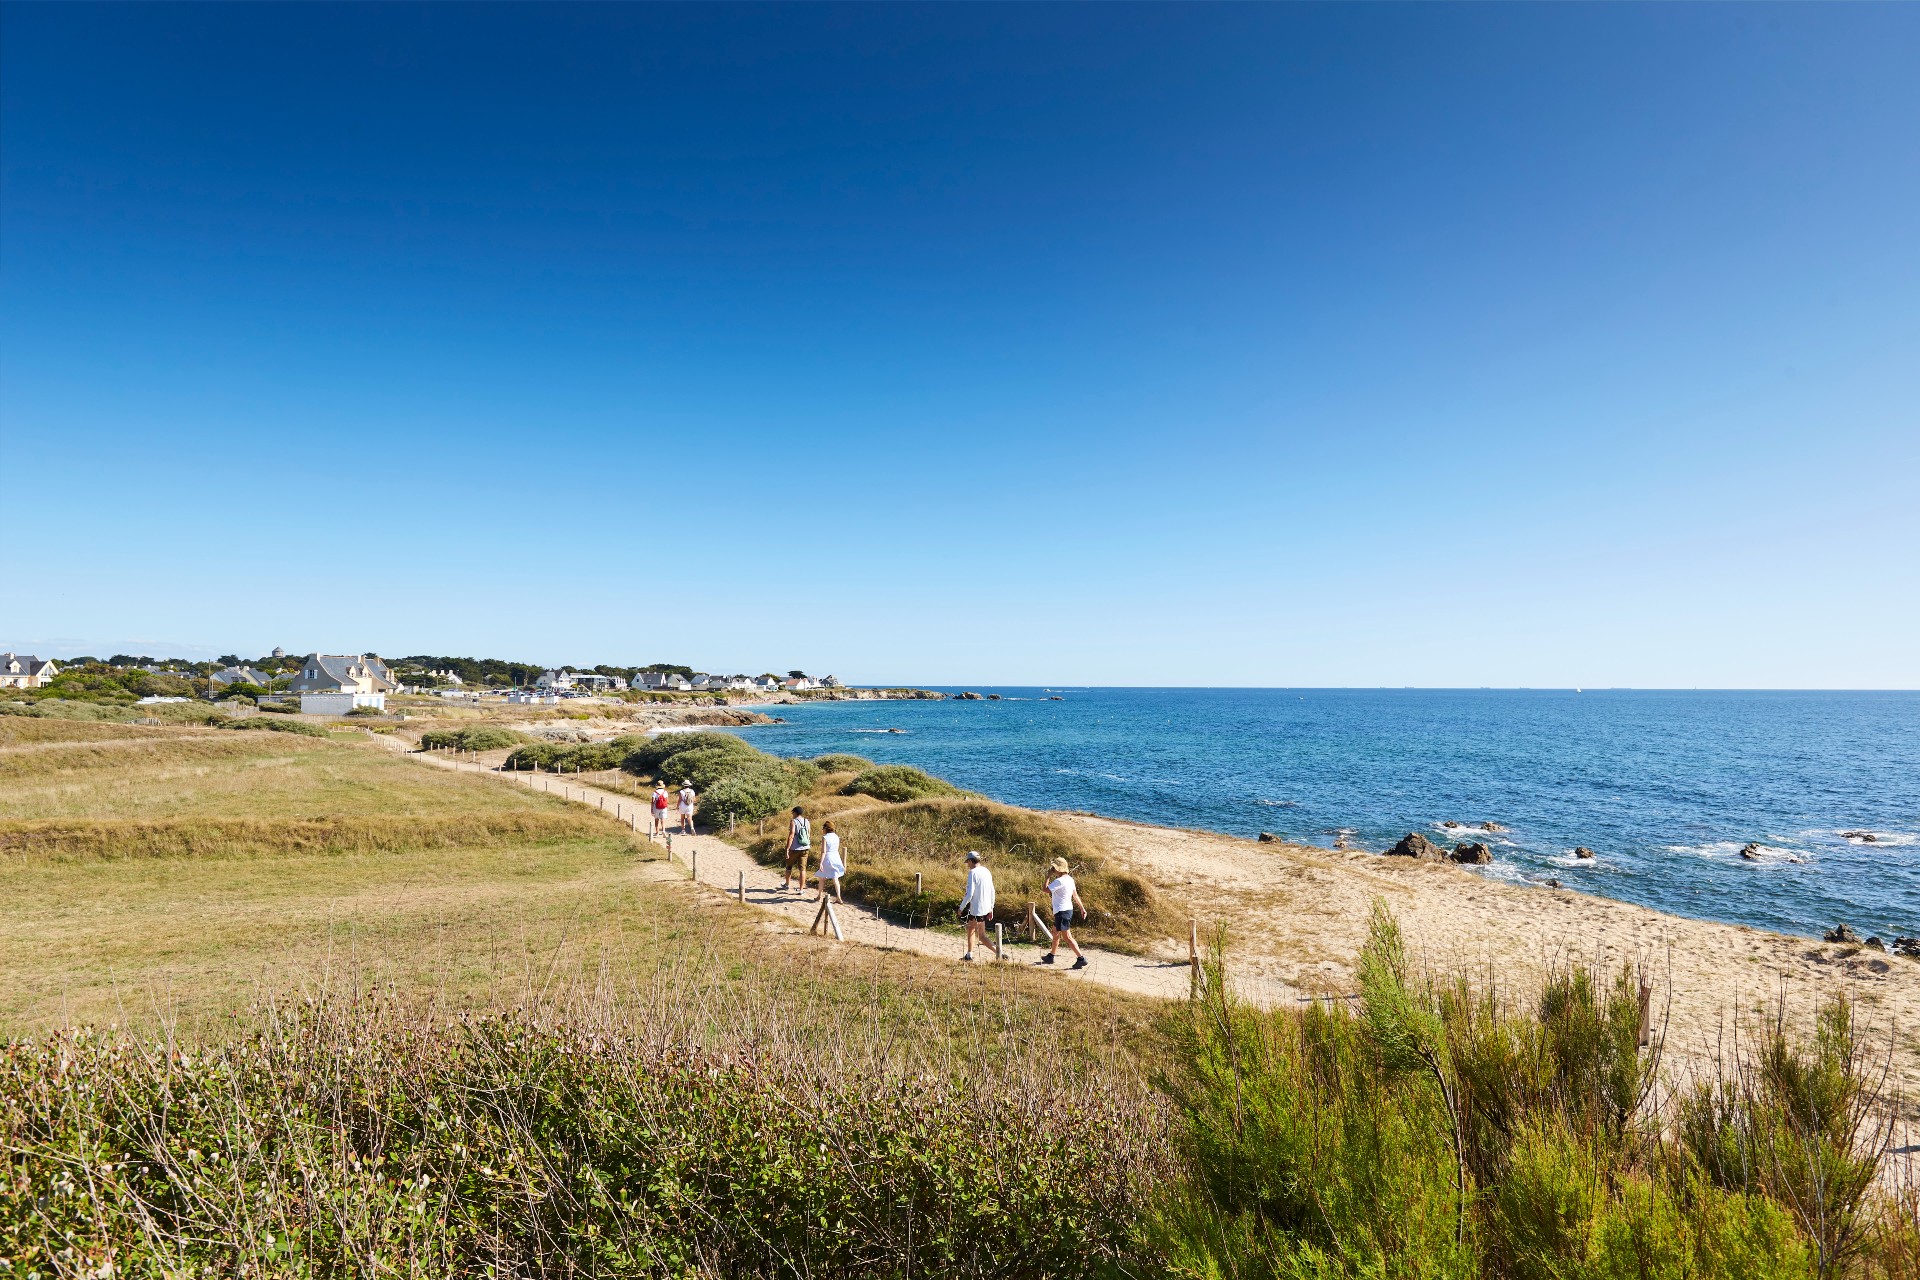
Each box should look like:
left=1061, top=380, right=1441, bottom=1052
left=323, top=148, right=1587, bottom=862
left=3, top=715, right=1916, bottom=1276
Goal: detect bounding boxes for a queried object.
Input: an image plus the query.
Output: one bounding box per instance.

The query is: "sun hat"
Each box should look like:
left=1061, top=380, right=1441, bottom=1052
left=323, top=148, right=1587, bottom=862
left=1049, top=857, right=1070, bottom=874
left=965, top=850, right=982, bottom=862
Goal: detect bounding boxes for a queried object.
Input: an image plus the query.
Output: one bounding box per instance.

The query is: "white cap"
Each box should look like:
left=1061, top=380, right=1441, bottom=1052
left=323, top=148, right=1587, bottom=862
left=966, top=850, right=981, bottom=862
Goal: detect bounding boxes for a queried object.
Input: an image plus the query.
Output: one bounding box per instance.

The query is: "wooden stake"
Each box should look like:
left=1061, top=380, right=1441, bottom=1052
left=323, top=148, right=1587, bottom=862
left=1189, top=919, right=1201, bottom=999
left=737, top=870, right=745, bottom=903
left=915, top=872, right=923, bottom=898
left=691, top=849, right=698, bottom=882
left=1636, top=979, right=1653, bottom=1048
left=1029, top=904, right=1053, bottom=945
left=826, top=900, right=843, bottom=942
left=994, top=923, right=1004, bottom=961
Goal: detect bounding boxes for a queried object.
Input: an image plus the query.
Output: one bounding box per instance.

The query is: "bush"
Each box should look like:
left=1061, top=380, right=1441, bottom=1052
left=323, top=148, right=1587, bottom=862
left=620, top=731, right=756, bottom=778
left=1148, top=906, right=1902, bottom=1280
left=0, top=990, right=1164, bottom=1275
left=344, top=705, right=386, bottom=717
left=842, top=764, right=962, bottom=803
left=698, top=764, right=803, bottom=830
left=503, top=740, right=631, bottom=773
left=653, top=745, right=766, bottom=791
left=812, top=753, right=875, bottom=773
left=223, top=717, right=331, bottom=738
left=418, top=726, right=532, bottom=752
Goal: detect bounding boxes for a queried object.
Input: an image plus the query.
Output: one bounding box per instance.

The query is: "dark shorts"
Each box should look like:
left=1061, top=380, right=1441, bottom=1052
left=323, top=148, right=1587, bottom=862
left=1053, top=910, right=1074, bottom=931
left=965, top=913, right=992, bottom=923
left=786, top=847, right=810, bottom=866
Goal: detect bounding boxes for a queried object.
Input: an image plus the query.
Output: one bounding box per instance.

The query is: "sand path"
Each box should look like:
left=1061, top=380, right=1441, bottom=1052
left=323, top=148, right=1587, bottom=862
left=380, top=740, right=1217, bottom=1004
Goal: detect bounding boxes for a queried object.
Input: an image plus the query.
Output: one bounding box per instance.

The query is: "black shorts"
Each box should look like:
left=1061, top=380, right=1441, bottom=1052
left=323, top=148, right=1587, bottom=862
left=965, top=913, right=992, bottom=923
left=1053, top=910, right=1074, bottom=931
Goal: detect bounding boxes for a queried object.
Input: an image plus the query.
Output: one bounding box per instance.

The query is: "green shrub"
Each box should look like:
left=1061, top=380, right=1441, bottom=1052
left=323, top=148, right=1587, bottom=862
left=697, top=765, right=802, bottom=830
left=812, top=753, right=875, bottom=773
left=620, top=731, right=756, bottom=778
left=653, top=745, right=765, bottom=791
left=344, top=705, right=386, bottom=717
left=503, top=741, right=631, bottom=773
left=419, top=726, right=532, bottom=752
left=0, top=991, right=1163, bottom=1276
left=842, top=764, right=962, bottom=803
left=223, top=717, right=331, bottom=738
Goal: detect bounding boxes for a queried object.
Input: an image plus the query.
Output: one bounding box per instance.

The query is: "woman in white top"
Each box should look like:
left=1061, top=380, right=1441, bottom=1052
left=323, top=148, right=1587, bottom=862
left=813, top=819, right=845, bottom=902
left=676, top=781, right=696, bottom=834
left=1040, top=857, right=1087, bottom=969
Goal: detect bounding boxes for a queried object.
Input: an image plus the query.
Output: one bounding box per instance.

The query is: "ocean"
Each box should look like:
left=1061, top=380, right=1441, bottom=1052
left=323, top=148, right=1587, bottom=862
left=728, top=688, right=1919, bottom=941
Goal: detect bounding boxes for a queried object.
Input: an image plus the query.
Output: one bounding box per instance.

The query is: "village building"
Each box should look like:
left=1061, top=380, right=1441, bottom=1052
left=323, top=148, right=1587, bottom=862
left=288, top=653, right=396, bottom=713
left=210, top=665, right=275, bottom=689
left=0, top=654, right=58, bottom=689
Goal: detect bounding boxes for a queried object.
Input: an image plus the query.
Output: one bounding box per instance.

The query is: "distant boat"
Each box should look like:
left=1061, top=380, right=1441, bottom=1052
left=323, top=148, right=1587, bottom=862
left=1575, top=688, right=1582, bottom=693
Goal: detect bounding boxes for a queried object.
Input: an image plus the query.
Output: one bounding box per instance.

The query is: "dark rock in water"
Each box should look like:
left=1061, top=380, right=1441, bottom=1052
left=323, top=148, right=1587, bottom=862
left=1441, top=820, right=1461, bottom=829
left=1257, top=832, right=1280, bottom=843
left=1572, top=846, right=1596, bottom=859
left=1893, top=937, right=1920, bottom=960
left=986, top=694, right=1002, bottom=700
left=1823, top=923, right=1862, bottom=945
left=1451, top=842, right=1492, bottom=865
left=1839, top=830, right=1878, bottom=843
left=955, top=691, right=983, bottom=700
left=1480, top=821, right=1506, bottom=833
left=1740, top=842, right=1762, bottom=861
left=1866, top=936, right=1888, bottom=952
left=1546, top=878, right=1563, bottom=889
left=1046, top=696, right=1064, bottom=701
left=1384, top=832, right=1448, bottom=862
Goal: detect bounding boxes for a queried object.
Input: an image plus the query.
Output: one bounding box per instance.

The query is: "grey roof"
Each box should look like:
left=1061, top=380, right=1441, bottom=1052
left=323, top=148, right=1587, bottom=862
left=211, top=666, right=274, bottom=687
left=290, top=654, right=397, bottom=693
left=2, top=653, right=52, bottom=675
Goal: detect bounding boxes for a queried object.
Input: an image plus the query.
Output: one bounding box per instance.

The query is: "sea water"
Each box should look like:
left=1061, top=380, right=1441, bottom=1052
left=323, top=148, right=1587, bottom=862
left=730, top=688, right=1919, bottom=941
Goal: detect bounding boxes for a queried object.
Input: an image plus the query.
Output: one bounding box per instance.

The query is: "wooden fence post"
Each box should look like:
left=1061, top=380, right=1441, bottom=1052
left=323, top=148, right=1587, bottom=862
left=691, top=849, right=698, bottom=882
left=994, top=923, right=1004, bottom=961
left=737, top=870, right=745, bottom=903
left=1636, top=979, right=1653, bottom=1048
left=1029, top=905, right=1053, bottom=946
left=915, top=872, right=923, bottom=898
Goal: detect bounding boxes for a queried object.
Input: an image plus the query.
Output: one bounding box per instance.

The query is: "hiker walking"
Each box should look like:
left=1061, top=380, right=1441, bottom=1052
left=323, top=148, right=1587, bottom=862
left=1038, top=857, right=1088, bottom=970
left=676, top=780, right=696, bottom=834
left=783, top=806, right=811, bottom=891
left=956, top=850, right=995, bottom=962
left=650, top=783, right=669, bottom=837
left=813, top=819, right=845, bottom=903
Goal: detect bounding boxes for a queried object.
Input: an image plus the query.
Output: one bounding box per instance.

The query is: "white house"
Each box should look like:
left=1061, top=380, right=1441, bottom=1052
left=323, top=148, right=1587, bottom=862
left=572, top=673, right=626, bottom=692
left=536, top=668, right=577, bottom=690
left=0, top=654, right=58, bottom=689
left=289, top=653, right=395, bottom=713
left=782, top=676, right=818, bottom=691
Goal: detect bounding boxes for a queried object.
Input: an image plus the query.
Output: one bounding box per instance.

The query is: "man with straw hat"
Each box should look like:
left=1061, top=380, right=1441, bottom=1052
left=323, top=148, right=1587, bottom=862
left=1039, top=857, right=1088, bottom=970
left=956, top=850, right=995, bottom=962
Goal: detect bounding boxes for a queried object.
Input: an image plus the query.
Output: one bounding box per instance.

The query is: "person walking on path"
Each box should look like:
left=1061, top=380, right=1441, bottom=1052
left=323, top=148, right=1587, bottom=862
left=783, top=806, right=812, bottom=892
left=650, top=783, right=670, bottom=838
left=676, top=780, right=696, bottom=834
left=813, top=819, right=845, bottom=903
left=956, top=850, right=995, bottom=962
left=1038, top=857, right=1088, bottom=969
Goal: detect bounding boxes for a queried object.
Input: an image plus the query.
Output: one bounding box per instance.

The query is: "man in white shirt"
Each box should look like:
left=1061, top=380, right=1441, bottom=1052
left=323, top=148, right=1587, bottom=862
left=1039, top=857, right=1088, bottom=970
left=956, top=850, right=996, bottom=962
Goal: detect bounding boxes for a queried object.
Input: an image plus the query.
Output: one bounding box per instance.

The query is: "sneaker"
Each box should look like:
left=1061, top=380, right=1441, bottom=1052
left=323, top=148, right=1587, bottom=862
left=1070, top=957, right=1089, bottom=970
left=1036, top=954, right=1055, bottom=965
left=961, top=952, right=974, bottom=962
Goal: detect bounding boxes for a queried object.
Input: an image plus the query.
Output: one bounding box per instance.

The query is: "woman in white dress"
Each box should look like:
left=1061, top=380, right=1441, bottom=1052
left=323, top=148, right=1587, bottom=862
left=813, top=819, right=845, bottom=903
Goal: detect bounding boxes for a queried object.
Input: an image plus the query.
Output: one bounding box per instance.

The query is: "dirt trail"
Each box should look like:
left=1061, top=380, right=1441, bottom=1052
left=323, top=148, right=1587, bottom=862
left=381, top=739, right=1233, bottom=1005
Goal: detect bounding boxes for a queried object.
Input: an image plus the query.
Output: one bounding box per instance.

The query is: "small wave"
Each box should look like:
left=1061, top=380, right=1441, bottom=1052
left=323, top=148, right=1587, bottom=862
left=848, top=728, right=903, bottom=734
left=1667, top=841, right=1810, bottom=865
left=1257, top=799, right=1300, bottom=808
left=1832, top=830, right=1917, bottom=848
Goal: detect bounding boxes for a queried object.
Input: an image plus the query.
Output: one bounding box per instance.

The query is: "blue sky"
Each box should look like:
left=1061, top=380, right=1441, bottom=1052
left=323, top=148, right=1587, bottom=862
left=4, top=4, right=1915, bottom=686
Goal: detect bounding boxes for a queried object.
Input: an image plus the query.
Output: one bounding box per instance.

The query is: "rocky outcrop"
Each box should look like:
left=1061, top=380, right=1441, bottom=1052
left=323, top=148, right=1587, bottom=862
left=1451, top=842, right=1492, bottom=865
left=986, top=694, right=1002, bottom=700
left=1258, top=832, right=1280, bottom=843
left=1384, top=832, right=1448, bottom=862
left=1572, top=846, right=1595, bottom=859
left=1893, top=937, right=1920, bottom=960
left=1740, top=842, right=1762, bottom=861
left=1823, top=923, right=1862, bottom=945
left=954, top=692, right=983, bottom=701
left=1441, top=821, right=1461, bottom=829
left=1839, top=830, right=1879, bottom=843
left=1480, top=821, right=1506, bottom=833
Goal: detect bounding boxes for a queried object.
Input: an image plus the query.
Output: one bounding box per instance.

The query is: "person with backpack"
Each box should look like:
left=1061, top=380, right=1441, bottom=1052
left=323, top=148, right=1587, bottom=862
left=1038, top=857, right=1088, bottom=969
left=956, top=850, right=995, bottom=962
left=650, top=783, right=669, bottom=838
left=783, top=806, right=811, bottom=892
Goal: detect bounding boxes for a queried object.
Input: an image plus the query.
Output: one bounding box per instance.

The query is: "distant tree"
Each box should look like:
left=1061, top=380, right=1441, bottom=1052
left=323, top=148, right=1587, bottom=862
left=788, top=670, right=807, bottom=679
left=218, top=654, right=242, bottom=667
left=108, top=654, right=151, bottom=668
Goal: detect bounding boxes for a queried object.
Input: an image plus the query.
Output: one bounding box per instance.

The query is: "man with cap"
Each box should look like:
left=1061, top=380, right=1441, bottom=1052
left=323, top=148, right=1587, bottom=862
left=956, top=850, right=996, bottom=962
